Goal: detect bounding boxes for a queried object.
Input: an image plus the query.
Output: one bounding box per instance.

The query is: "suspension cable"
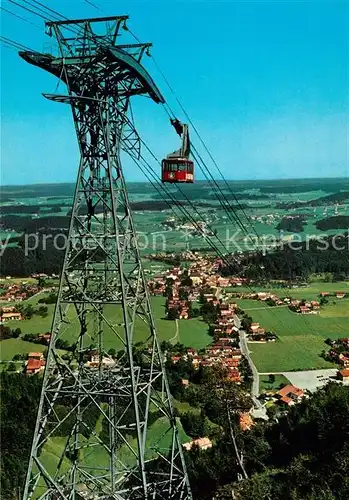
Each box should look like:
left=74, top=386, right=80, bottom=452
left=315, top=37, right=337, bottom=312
left=84, top=0, right=103, bottom=13
left=0, top=35, right=34, bottom=52
left=1, top=5, right=41, bottom=28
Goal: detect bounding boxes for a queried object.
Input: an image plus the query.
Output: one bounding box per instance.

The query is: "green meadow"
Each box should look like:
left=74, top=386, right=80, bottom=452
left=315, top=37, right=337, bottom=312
left=0, top=295, right=212, bottom=360
left=236, top=291, right=348, bottom=372
left=259, top=374, right=291, bottom=393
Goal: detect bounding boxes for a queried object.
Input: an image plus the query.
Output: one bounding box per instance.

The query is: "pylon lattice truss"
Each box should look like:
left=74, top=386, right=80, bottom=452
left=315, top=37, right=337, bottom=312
left=20, top=15, right=192, bottom=500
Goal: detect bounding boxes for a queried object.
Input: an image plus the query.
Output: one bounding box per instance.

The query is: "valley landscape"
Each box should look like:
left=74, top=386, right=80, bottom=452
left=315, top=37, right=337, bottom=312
left=1, top=1, right=348, bottom=499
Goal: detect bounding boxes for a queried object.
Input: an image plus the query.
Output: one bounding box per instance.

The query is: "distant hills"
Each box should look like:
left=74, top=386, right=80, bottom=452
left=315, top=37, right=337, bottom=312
left=275, top=191, right=349, bottom=210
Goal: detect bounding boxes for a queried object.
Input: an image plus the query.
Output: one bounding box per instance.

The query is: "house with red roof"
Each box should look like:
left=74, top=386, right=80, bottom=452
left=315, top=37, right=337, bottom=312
left=337, top=369, right=349, bottom=382
left=278, top=385, right=305, bottom=406
left=26, top=352, right=45, bottom=375
left=239, top=413, right=254, bottom=431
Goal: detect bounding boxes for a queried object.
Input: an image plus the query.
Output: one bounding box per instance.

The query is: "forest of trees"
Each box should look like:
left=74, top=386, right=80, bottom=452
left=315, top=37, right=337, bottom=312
left=0, top=230, right=66, bottom=276
left=276, top=215, right=307, bottom=233
left=315, top=215, right=349, bottom=231
left=1, top=370, right=348, bottom=500
left=0, top=215, right=70, bottom=232
left=0, top=205, right=63, bottom=215
left=275, top=190, right=349, bottom=209
left=214, top=382, right=349, bottom=500
left=225, top=233, right=349, bottom=281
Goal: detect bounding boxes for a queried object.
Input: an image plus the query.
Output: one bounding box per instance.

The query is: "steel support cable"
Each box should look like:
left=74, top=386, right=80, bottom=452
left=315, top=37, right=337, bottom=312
left=0, top=35, right=34, bottom=51
left=10, top=6, right=280, bottom=294
left=84, top=0, right=103, bottom=12
left=149, top=57, right=261, bottom=241
left=20, top=0, right=63, bottom=19
left=146, top=81, right=281, bottom=287
left=30, top=0, right=67, bottom=19
left=132, top=154, right=277, bottom=324
left=9, top=0, right=52, bottom=21
left=131, top=47, right=259, bottom=242
left=132, top=154, right=228, bottom=257
left=126, top=27, right=261, bottom=241
left=190, top=146, right=258, bottom=242
left=5, top=6, right=227, bottom=261
left=1, top=5, right=41, bottom=28
left=130, top=149, right=246, bottom=273
left=2, top=6, right=293, bottom=378
left=5, top=5, right=254, bottom=250
left=137, top=135, right=252, bottom=264
left=127, top=54, right=284, bottom=314
left=8, top=0, right=82, bottom=40
left=189, top=142, right=257, bottom=239
left=116, top=27, right=266, bottom=282
left=10, top=7, right=285, bottom=320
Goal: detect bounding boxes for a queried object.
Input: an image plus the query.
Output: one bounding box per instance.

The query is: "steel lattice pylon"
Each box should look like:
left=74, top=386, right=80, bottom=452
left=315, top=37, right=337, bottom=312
left=20, top=15, right=192, bottom=500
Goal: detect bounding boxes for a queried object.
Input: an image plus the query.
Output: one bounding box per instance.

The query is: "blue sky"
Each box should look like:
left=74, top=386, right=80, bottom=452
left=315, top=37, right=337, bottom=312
left=1, top=0, right=348, bottom=185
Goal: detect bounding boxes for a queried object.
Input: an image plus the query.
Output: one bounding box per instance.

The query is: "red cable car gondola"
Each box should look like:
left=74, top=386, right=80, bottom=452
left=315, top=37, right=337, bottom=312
left=161, top=119, right=194, bottom=183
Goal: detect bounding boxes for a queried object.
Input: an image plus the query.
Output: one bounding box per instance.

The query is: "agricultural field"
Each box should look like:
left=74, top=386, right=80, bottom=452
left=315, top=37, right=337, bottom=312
left=1, top=179, right=348, bottom=258
left=176, top=318, right=212, bottom=350
left=231, top=280, right=349, bottom=301
left=249, top=335, right=336, bottom=373
left=237, top=299, right=349, bottom=338
left=0, top=295, right=211, bottom=361
left=236, top=288, right=349, bottom=372
left=0, top=338, right=47, bottom=361
left=259, top=374, right=291, bottom=393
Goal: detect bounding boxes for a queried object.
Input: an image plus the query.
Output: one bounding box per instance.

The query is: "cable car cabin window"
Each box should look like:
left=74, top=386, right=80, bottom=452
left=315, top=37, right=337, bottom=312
left=161, top=158, right=194, bottom=183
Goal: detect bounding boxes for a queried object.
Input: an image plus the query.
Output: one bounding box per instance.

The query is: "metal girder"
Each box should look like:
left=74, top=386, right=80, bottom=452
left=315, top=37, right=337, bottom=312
left=21, top=16, right=191, bottom=500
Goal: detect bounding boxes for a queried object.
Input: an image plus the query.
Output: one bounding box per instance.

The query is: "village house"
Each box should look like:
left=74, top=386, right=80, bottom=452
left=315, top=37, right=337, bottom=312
left=181, top=378, right=189, bottom=388
left=228, top=369, right=241, bottom=383
left=218, top=337, right=235, bottom=345
left=224, top=358, right=240, bottom=368
left=1, top=306, right=17, bottom=313
left=217, top=277, right=230, bottom=287
left=278, top=385, right=305, bottom=406
left=299, top=305, right=311, bottom=315
left=186, top=348, right=198, bottom=357
left=0, top=310, right=22, bottom=322
left=339, top=353, right=349, bottom=367
left=26, top=352, right=45, bottom=375
left=337, top=369, right=349, bottom=382
left=220, top=309, right=234, bottom=320
left=231, top=277, right=247, bottom=286
left=191, top=356, right=201, bottom=369
left=200, top=359, right=212, bottom=368
left=189, top=274, right=203, bottom=286
left=335, top=292, right=346, bottom=299
left=250, top=322, right=260, bottom=333
left=178, top=308, right=189, bottom=319
left=239, top=413, right=254, bottom=431
left=183, top=437, right=212, bottom=451
left=38, top=333, right=51, bottom=344
left=230, top=349, right=242, bottom=360
left=86, top=352, right=115, bottom=369
left=257, top=292, right=268, bottom=301
left=203, top=293, right=215, bottom=302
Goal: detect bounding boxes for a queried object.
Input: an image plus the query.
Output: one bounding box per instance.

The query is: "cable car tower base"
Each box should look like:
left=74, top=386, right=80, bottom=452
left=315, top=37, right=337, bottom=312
left=20, top=15, right=192, bottom=500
